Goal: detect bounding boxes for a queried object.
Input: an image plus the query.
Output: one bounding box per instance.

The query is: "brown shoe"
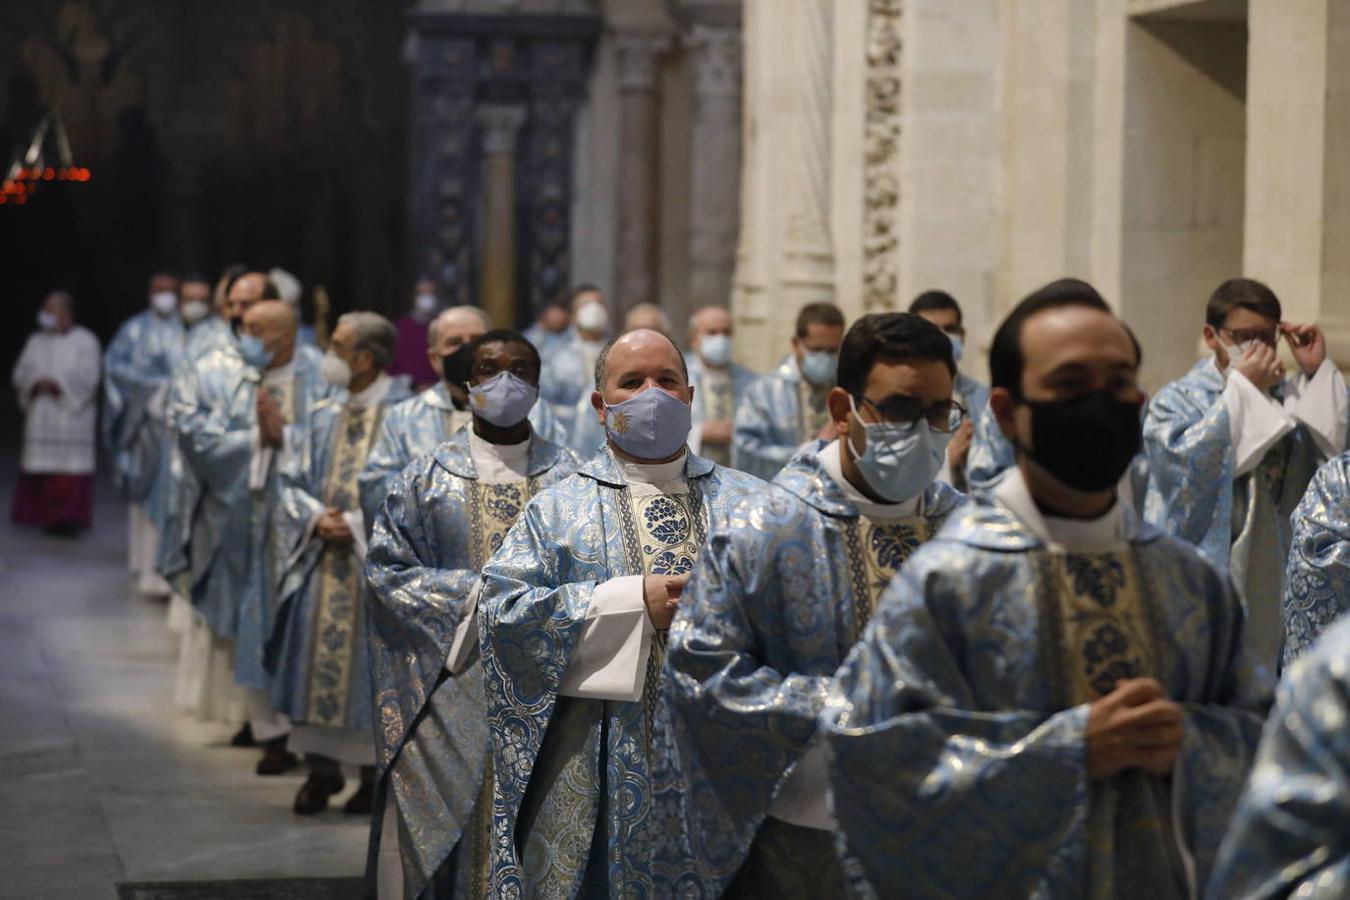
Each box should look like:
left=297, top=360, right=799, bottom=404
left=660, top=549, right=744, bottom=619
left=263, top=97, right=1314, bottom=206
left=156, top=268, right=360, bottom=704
left=342, top=777, right=374, bottom=815
left=256, top=736, right=299, bottom=776
left=294, top=772, right=346, bottom=815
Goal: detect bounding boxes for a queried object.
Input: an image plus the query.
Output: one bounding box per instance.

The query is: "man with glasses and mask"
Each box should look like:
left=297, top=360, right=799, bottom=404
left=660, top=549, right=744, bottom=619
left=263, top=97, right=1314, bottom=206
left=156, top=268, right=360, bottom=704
left=656, top=313, right=966, bottom=897
left=821, top=280, right=1271, bottom=898
left=477, top=329, right=763, bottom=897
left=365, top=329, right=582, bottom=899
left=733, top=302, right=846, bottom=480
left=266, top=312, right=410, bottom=817
left=1144, top=278, right=1348, bottom=668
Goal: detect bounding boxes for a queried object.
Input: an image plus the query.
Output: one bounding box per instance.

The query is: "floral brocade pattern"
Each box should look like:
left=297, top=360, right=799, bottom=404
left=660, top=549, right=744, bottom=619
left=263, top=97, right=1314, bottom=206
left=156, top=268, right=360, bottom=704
left=471, top=481, right=532, bottom=569
left=306, top=401, right=382, bottom=726
left=845, top=516, right=932, bottom=633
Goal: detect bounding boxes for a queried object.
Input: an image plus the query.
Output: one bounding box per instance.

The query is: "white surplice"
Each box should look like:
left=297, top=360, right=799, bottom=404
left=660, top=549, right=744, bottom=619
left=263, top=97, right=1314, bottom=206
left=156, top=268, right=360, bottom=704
left=12, top=326, right=101, bottom=474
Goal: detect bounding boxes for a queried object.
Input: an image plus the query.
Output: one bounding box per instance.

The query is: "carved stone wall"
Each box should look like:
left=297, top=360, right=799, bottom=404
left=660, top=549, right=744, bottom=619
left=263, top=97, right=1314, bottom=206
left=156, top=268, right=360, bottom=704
left=862, top=0, right=902, bottom=313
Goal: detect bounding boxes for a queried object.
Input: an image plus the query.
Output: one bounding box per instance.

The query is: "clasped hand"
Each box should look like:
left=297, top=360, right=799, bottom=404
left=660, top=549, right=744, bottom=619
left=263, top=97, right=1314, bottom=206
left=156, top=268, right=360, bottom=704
left=1086, top=677, right=1184, bottom=780
left=315, top=507, right=353, bottom=546
left=643, top=573, right=689, bottom=631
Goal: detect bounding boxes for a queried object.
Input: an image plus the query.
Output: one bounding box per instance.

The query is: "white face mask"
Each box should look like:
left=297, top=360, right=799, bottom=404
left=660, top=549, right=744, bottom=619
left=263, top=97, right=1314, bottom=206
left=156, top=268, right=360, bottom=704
left=1221, top=340, right=1257, bottom=373
left=414, top=293, right=438, bottom=317
left=576, top=302, right=608, bottom=333
left=151, top=291, right=178, bottom=316
left=180, top=299, right=210, bottom=324
left=319, top=352, right=352, bottom=389
left=700, top=334, right=733, bottom=367
left=37, top=310, right=59, bottom=331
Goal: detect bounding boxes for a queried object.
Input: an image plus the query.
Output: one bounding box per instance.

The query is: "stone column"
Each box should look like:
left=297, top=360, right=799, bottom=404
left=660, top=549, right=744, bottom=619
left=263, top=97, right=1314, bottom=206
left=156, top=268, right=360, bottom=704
left=478, top=104, right=527, bottom=328
left=686, top=24, right=743, bottom=310
left=613, top=29, right=672, bottom=312
left=1245, top=0, right=1350, bottom=366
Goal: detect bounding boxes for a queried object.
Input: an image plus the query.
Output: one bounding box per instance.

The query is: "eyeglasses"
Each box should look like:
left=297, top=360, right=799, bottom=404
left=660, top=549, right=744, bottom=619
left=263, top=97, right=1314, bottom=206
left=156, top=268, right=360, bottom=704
left=1218, top=326, right=1278, bottom=348
left=856, top=394, right=966, bottom=433
left=471, top=363, right=537, bottom=382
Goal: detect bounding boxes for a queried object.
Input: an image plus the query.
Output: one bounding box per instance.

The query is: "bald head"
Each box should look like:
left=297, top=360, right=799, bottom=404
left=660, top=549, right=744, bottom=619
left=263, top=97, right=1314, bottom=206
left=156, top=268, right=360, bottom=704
left=623, top=303, right=670, bottom=335
left=594, top=328, right=690, bottom=393
left=227, top=271, right=279, bottom=322
left=428, top=305, right=492, bottom=378
left=243, top=300, right=297, bottom=369
left=689, top=305, right=732, bottom=349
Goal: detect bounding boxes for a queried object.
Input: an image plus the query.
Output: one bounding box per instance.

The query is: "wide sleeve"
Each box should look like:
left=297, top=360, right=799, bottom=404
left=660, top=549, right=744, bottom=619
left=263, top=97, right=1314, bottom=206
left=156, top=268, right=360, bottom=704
left=662, top=513, right=833, bottom=887
left=732, top=378, right=795, bottom=480
left=1281, top=454, right=1350, bottom=666
left=358, top=413, right=406, bottom=534
left=822, top=560, right=1091, bottom=899
left=11, top=335, right=40, bottom=411
left=55, top=330, right=102, bottom=412
left=1283, top=359, right=1350, bottom=461
left=1142, top=379, right=1235, bottom=566
left=271, top=425, right=328, bottom=601
left=364, top=463, right=483, bottom=770
left=171, top=368, right=253, bottom=497
left=1206, top=624, right=1350, bottom=899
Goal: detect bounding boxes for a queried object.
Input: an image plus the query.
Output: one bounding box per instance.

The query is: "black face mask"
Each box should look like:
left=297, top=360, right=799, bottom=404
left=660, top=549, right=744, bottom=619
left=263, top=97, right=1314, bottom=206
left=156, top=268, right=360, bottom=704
left=442, top=346, right=471, bottom=402
left=230, top=315, right=243, bottom=335
left=1021, top=390, right=1142, bottom=492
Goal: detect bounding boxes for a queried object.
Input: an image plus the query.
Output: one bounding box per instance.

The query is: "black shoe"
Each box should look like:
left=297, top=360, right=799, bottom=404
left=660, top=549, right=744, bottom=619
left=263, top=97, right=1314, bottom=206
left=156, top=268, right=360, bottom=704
left=294, top=772, right=345, bottom=815
left=230, top=723, right=256, bottom=748
left=342, top=778, right=374, bottom=815
left=256, top=736, right=300, bottom=776
left=42, top=522, right=82, bottom=538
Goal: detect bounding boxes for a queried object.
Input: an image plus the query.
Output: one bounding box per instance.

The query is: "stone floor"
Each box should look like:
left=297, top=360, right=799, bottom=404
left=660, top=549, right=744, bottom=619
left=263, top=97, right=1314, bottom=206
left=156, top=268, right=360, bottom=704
left=0, top=471, right=368, bottom=900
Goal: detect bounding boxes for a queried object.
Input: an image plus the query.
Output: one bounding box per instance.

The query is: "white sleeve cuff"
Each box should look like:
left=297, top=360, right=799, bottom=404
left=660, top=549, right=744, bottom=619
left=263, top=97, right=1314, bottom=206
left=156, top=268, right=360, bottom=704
left=557, top=574, right=654, bottom=703
left=1223, top=370, right=1295, bottom=477
left=340, top=509, right=367, bottom=563
left=1285, top=359, right=1348, bottom=459
left=248, top=429, right=274, bottom=490
left=446, top=580, right=482, bottom=676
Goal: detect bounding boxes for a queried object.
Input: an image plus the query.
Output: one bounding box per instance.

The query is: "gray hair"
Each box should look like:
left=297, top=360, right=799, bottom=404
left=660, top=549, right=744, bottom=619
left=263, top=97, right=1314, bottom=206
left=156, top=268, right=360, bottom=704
left=428, top=305, right=493, bottom=347
left=338, top=311, right=397, bottom=368
left=594, top=331, right=690, bottom=391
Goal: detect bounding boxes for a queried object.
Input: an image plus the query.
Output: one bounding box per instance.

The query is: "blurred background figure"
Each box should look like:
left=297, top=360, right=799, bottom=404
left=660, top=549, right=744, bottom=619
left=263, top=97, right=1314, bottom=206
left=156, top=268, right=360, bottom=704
left=269, top=267, right=317, bottom=347
left=11, top=291, right=102, bottom=536
left=387, top=278, right=441, bottom=392
left=623, top=302, right=670, bottom=335
left=685, top=305, right=756, bottom=466
left=524, top=299, right=573, bottom=365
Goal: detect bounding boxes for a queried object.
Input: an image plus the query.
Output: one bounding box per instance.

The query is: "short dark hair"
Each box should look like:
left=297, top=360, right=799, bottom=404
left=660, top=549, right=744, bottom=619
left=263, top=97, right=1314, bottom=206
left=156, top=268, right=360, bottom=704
left=1206, top=278, right=1281, bottom=329
left=795, top=302, right=846, bottom=339
left=908, top=290, right=963, bottom=325
left=594, top=331, right=690, bottom=390
left=990, top=278, right=1140, bottom=397
left=836, top=313, right=956, bottom=397
left=223, top=268, right=280, bottom=301
left=181, top=273, right=211, bottom=288
left=469, top=328, right=542, bottom=379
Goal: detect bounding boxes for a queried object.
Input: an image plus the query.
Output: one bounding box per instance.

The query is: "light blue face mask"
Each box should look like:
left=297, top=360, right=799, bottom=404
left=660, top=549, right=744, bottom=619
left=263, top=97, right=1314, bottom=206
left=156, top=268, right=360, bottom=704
left=239, top=334, right=274, bottom=370
left=800, top=350, right=838, bottom=387
left=604, top=386, right=692, bottom=460
left=847, top=396, right=951, bottom=503
left=947, top=332, right=964, bottom=364
left=700, top=334, right=733, bottom=368
left=468, top=371, right=539, bottom=427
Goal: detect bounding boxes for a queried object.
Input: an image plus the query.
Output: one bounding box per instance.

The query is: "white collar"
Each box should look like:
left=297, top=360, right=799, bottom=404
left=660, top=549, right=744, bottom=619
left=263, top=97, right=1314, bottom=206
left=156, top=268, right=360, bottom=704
left=262, top=357, right=296, bottom=384
left=349, top=372, right=392, bottom=408
left=819, top=439, right=922, bottom=519
left=994, top=466, right=1124, bottom=552
left=618, top=448, right=688, bottom=485
left=470, top=428, right=531, bottom=463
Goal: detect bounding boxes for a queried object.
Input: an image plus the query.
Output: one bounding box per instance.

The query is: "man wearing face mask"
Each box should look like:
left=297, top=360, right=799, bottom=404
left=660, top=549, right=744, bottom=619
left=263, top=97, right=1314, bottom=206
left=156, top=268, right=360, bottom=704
left=478, top=329, right=763, bottom=897
left=387, top=278, right=442, bottom=392
left=523, top=300, right=572, bottom=365
left=820, top=279, right=1272, bottom=898
left=103, top=272, right=184, bottom=594
left=733, top=302, right=846, bottom=480
left=11, top=291, right=102, bottom=536
left=166, top=299, right=333, bottom=773
left=685, top=305, right=757, bottom=467
left=364, top=329, right=582, bottom=899
left=657, top=312, right=966, bottom=896
left=266, top=312, right=409, bottom=816
left=1143, top=278, right=1348, bottom=669
left=908, top=290, right=1015, bottom=494
left=184, top=266, right=246, bottom=362
left=538, top=284, right=611, bottom=451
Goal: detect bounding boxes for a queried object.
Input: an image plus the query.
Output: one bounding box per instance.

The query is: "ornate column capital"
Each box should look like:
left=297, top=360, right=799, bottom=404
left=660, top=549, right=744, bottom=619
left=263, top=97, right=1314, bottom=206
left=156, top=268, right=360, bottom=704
left=687, top=24, right=741, bottom=99
left=477, top=103, right=527, bottom=155
left=613, top=29, right=673, bottom=91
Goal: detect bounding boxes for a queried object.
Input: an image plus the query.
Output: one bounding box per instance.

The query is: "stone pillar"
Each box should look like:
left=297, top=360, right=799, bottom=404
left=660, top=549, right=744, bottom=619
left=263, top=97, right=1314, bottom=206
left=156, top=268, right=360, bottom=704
left=1245, top=0, right=1350, bottom=366
left=686, top=24, right=742, bottom=310
left=613, top=29, right=672, bottom=312
left=478, top=104, right=526, bottom=328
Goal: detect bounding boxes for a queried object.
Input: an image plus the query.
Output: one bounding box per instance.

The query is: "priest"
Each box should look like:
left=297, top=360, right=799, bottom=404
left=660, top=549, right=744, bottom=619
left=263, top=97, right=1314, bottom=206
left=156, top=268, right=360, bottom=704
left=479, top=328, right=763, bottom=897
left=685, top=305, right=757, bottom=467
left=364, top=329, right=581, bottom=899
left=660, top=312, right=966, bottom=895
left=1143, top=278, right=1347, bottom=668
left=267, top=312, right=410, bottom=815
left=822, top=280, right=1271, bottom=897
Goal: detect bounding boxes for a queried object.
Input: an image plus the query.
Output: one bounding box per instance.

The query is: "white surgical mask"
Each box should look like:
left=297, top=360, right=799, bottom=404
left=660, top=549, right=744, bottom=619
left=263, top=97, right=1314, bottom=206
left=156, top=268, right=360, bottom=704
left=151, top=291, right=178, bottom=316
left=576, top=302, right=608, bottom=333
left=319, top=352, right=353, bottom=389
left=1220, top=340, right=1256, bottom=375
left=700, top=334, right=733, bottom=368
left=414, top=293, right=438, bottom=317
left=800, top=350, right=838, bottom=388
left=847, top=396, right=950, bottom=503
left=181, top=299, right=210, bottom=324
left=37, top=310, right=59, bottom=331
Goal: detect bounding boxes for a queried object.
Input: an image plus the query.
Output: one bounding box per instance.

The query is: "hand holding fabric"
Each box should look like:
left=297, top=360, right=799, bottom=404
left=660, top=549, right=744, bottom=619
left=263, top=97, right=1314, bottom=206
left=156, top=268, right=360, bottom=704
left=1086, top=677, right=1185, bottom=779
left=644, top=573, right=688, bottom=630
left=1233, top=342, right=1284, bottom=393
